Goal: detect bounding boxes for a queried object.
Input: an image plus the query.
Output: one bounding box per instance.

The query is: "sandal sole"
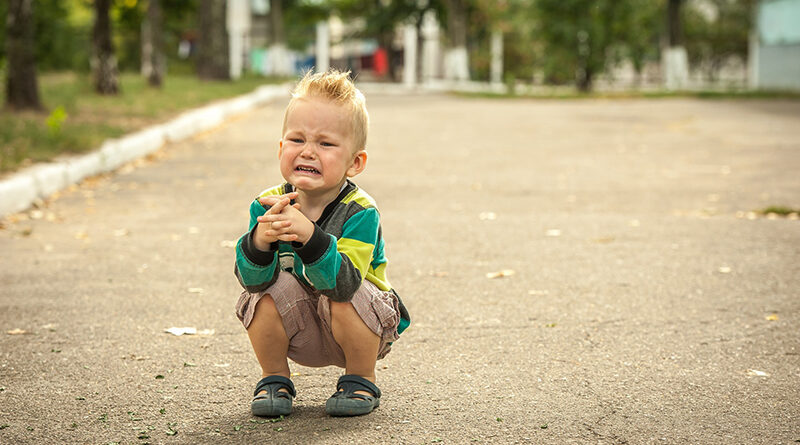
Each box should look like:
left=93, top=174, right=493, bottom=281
left=325, top=397, right=379, bottom=417
left=251, top=398, right=292, bottom=417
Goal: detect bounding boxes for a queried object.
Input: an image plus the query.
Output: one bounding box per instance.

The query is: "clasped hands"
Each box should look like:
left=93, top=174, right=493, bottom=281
left=253, top=192, right=315, bottom=251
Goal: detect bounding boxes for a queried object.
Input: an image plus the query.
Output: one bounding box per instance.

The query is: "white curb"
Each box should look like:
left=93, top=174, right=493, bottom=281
left=0, top=84, right=289, bottom=217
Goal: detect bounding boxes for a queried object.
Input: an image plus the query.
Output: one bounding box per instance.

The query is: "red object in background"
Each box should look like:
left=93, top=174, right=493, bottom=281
left=373, top=47, right=388, bottom=77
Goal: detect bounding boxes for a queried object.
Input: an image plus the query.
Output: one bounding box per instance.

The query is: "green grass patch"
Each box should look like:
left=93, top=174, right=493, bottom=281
left=760, top=206, right=799, bottom=216
left=1, top=71, right=288, bottom=173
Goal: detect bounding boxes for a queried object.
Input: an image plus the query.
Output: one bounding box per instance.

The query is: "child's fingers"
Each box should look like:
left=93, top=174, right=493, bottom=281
left=258, top=192, right=298, bottom=206
left=276, top=233, right=298, bottom=242
left=257, top=213, right=288, bottom=223
left=266, top=197, right=290, bottom=214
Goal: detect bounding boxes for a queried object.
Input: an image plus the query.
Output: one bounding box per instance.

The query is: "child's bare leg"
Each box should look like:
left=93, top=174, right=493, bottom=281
left=329, top=300, right=380, bottom=394
left=247, top=295, right=290, bottom=393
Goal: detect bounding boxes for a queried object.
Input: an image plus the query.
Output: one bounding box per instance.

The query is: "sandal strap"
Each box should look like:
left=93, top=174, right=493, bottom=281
left=254, top=375, right=296, bottom=398
left=336, top=374, right=381, bottom=399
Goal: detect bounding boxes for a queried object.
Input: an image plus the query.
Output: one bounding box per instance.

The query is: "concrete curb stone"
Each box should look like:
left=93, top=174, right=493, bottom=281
left=0, top=84, right=290, bottom=217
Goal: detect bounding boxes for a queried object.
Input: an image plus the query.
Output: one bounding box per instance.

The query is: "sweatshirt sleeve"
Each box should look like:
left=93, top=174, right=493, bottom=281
left=234, top=199, right=280, bottom=292
left=293, top=207, right=380, bottom=302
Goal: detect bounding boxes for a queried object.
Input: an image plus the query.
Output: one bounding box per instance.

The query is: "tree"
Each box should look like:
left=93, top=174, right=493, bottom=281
left=533, top=0, right=635, bottom=91
left=197, top=0, right=229, bottom=80
left=142, top=0, right=165, bottom=87
left=442, top=0, right=470, bottom=80
left=4, top=0, right=43, bottom=110
left=683, top=0, right=755, bottom=81
left=93, top=0, right=120, bottom=94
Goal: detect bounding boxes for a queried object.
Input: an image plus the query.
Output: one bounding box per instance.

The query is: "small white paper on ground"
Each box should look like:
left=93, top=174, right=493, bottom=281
left=165, top=327, right=196, bottom=336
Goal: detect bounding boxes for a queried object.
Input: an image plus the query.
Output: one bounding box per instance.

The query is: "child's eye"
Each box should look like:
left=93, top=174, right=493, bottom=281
left=290, top=138, right=303, bottom=144
left=320, top=141, right=335, bottom=147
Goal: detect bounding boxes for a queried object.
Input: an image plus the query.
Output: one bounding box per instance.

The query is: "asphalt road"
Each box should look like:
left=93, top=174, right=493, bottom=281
left=1, top=93, right=799, bottom=444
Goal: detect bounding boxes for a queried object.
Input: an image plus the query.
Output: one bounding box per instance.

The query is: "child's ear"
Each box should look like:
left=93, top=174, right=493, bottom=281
left=346, top=150, right=367, bottom=177
left=278, top=140, right=283, bottom=159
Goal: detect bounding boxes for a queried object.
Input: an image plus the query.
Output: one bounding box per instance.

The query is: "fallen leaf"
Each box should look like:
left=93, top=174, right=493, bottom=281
left=746, top=369, right=769, bottom=377
left=545, top=229, right=561, bottom=237
left=290, top=372, right=301, bottom=376
left=486, top=269, right=515, bottom=279
left=765, top=314, right=779, bottom=321
left=41, top=323, right=57, bottom=331
left=6, top=329, right=27, bottom=335
left=718, top=266, right=731, bottom=274
left=214, top=363, right=231, bottom=367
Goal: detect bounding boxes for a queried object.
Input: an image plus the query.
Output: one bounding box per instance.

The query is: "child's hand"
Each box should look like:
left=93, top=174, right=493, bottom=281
left=253, top=195, right=300, bottom=250
left=258, top=192, right=300, bottom=210
left=257, top=201, right=315, bottom=245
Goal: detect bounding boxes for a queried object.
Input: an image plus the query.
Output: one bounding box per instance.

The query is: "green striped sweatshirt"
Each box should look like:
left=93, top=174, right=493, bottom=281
left=234, top=180, right=409, bottom=334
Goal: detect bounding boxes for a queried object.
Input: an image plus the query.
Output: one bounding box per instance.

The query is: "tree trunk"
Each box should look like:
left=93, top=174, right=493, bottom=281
left=197, top=0, right=230, bottom=80
left=667, top=0, right=683, bottom=47
left=92, top=0, right=120, bottom=95
left=4, top=0, right=43, bottom=111
left=443, top=0, right=469, bottom=81
left=142, top=0, right=164, bottom=87
left=269, top=0, right=285, bottom=45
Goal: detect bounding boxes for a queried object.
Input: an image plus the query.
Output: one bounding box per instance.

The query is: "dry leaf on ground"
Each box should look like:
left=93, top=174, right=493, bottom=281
left=487, top=269, right=515, bottom=279
left=765, top=314, right=779, bottom=321
left=7, top=329, right=27, bottom=335
left=746, top=369, right=769, bottom=377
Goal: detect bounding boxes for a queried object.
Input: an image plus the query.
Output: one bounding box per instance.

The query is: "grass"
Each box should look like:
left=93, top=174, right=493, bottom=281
left=0, top=71, right=288, bottom=173
left=454, top=88, right=800, bottom=101
left=760, top=206, right=799, bottom=216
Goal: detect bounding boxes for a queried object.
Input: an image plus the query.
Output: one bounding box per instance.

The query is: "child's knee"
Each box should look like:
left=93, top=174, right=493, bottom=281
left=252, top=294, right=282, bottom=322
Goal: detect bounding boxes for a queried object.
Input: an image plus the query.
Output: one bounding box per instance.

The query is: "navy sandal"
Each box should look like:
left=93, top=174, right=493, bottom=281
left=251, top=375, right=296, bottom=417
left=325, top=375, right=381, bottom=417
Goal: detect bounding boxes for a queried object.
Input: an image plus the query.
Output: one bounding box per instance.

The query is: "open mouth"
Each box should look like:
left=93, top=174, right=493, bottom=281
left=295, top=166, right=320, bottom=175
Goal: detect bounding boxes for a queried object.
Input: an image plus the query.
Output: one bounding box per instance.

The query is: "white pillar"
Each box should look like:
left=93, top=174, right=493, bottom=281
left=748, top=30, right=759, bottom=89
left=227, top=0, right=251, bottom=79
left=490, top=30, right=503, bottom=85
left=316, top=21, right=330, bottom=73
left=662, top=46, right=689, bottom=90
left=421, top=10, right=440, bottom=82
left=444, top=47, right=469, bottom=82
left=403, top=24, right=418, bottom=87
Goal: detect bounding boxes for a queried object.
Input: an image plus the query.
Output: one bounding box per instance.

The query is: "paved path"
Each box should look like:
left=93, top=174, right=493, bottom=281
left=1, top=94, right=799, bottom=444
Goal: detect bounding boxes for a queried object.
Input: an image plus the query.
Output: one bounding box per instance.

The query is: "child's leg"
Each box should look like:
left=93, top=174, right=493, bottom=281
left=329, top=300, right=380, bottom=394
left=247, top=294, right=290, bottom=392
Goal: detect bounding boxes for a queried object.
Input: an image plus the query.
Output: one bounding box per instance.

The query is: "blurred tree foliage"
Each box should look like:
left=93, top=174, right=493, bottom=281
left=683, top=0, right=755, bottom=81
left=0, top=0, right=197, bottom=72
left=0, top=0, right=757, bottom=89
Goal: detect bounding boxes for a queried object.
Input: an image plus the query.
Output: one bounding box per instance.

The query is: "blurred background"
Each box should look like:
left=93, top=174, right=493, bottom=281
left=1, top=0, right=799, bottom=172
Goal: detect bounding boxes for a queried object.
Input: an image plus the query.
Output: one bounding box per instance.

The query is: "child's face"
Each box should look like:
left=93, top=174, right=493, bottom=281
left=279, top=98, right=365, bottom=195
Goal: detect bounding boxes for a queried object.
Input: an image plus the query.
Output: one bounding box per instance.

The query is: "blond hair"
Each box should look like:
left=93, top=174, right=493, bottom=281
left=282, top=69, right=369, bottom=151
